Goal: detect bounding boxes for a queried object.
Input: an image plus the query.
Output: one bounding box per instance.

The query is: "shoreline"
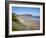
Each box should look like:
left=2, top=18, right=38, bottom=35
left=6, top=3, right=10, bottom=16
left=16, top=16, right=40, bottom=30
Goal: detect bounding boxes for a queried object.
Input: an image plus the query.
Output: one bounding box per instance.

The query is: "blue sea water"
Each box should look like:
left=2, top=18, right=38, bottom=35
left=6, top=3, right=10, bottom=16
left=17, top=15, right=40, bottom=21
left=32, top=16, right=40, bottom=20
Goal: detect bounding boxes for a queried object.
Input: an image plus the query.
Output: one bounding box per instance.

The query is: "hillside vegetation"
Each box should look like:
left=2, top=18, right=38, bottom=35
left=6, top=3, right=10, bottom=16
left=12, top=13, right=19, bottom=22
left=12, top=13, right=28, bottom=31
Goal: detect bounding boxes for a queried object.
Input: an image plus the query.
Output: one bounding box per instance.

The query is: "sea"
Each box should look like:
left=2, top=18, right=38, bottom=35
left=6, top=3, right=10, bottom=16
left=25, top=16, right=40, bottom=21
left=32, top=16, right=40, bottom=20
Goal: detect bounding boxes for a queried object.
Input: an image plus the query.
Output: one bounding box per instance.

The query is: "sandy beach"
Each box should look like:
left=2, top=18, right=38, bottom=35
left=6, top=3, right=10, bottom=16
left=16, top=16, right=40, bottom=30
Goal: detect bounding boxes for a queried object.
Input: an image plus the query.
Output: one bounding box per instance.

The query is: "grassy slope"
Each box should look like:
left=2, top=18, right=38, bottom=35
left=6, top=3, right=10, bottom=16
left=12, top=13, right=28, bottom=31
left=12, top=21, right=27, bottom=31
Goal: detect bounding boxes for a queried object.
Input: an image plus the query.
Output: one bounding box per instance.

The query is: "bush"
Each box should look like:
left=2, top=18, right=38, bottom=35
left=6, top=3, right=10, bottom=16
left=12, top=13, right=19, bottom=22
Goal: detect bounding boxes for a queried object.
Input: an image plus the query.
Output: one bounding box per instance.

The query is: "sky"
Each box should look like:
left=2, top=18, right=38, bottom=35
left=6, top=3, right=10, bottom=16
left=12, top=7, right=40, bottom=16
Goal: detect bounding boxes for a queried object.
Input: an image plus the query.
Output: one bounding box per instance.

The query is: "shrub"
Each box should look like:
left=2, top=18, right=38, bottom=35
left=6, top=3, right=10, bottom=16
left=12, top=13, right=19, bottom=22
